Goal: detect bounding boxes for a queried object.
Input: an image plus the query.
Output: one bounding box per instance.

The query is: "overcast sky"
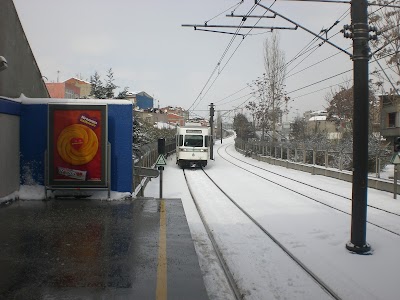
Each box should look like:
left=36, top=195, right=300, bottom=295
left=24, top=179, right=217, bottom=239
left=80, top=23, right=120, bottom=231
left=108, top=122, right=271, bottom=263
left=13, top=0, right=355, bottom=120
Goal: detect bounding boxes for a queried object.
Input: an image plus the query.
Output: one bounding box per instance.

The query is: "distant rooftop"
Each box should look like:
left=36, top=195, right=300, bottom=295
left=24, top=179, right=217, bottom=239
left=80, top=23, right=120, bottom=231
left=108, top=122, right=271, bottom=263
left=309, top=115, right=327, bottom=121
left=66, top=77, right=91, bottom=84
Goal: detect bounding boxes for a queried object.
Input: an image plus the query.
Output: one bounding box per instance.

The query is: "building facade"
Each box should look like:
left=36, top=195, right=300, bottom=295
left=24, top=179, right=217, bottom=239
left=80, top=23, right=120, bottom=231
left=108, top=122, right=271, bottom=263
left=126, top=91, right=154, bottom=109
left=64, top=78, right=91, bottom=98
left=380, top=95, right=400, bottom=144
left=161, top=106, right=188, bottom=126
left=0, top=0, right=49, bottom=98
left=46, top=82, right=80, bottom=99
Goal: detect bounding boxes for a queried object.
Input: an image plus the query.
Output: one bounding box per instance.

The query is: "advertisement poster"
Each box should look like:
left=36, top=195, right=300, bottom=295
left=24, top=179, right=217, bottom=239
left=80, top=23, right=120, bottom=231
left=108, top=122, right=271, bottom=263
left=48, top=104, right=107, bottom=187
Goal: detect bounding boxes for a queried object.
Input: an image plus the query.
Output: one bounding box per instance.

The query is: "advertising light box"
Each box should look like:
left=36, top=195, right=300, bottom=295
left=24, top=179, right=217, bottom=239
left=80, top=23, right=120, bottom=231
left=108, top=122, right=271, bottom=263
left=48, top=104, right=108, bottom=188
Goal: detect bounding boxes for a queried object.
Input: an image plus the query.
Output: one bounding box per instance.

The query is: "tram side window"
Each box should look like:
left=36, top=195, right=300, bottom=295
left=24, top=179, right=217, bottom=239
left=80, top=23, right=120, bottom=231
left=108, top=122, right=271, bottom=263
left=178, top=135, right=183, bottom=146
left=205, top=135, right=209, bottom=147
left=184, top=135, right=204, bottom=147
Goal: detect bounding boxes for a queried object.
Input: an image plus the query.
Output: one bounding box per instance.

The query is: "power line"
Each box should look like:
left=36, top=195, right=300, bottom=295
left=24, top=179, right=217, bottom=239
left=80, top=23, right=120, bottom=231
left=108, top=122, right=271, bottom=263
left=189, top=1, right=277, bottom=111
left=289, top=57, right=398, bottom=101
left=281, top=0, right=400, bottom=8
left=287, top=68, right=352, bottom=94
left=214, top=85, right=251, bottom=104
left=257, top=2, right=352, bottom=56
left=186, top=0, right=396, bottom=120
left=186, top=2, right=260, bottom=111
left=287, top=46, right=351, bottom=78
left=205, top=1, right=244, bottom=24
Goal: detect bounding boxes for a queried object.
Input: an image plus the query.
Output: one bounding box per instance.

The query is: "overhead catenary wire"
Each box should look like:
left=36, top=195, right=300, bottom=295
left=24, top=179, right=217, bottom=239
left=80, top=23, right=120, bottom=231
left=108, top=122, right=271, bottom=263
left=283, top=8, right=350, bottom=75
left=188, top=0, right=397, bottom=121
left=217, top=50, right=397, bottom=111
left=205, top=1, right=244, bottom=24
left=187, top=1, right=281, bottom=112
left=188, top=0, right=351, bottom=115
left=281, top=0, right=400, bottom=9
left=187, top=2, right=259, bottom=112
left=213, top=43, right=352, bottom=108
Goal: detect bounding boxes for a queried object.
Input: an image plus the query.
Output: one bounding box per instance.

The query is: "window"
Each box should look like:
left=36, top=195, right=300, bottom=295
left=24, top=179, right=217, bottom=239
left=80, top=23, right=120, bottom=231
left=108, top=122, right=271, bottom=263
left=388, top=112, right=396, bottom=128
left=205, top=136, right=210, bottom=147
left=184, top=135, right=203, bottom=147
left=178, top=135, right=183, bottom=146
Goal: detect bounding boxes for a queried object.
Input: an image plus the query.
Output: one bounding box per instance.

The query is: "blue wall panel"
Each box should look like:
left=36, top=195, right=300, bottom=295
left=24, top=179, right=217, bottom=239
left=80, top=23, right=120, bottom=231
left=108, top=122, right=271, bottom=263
left=108, top=105, right=133, bottom=192
left=20, top=104, right=47, bottom=185
left=0, top=98, right=21, bottom=115
left=19, top=103, right=133, bottom=192
left=136, top=94, right=153, bottom=109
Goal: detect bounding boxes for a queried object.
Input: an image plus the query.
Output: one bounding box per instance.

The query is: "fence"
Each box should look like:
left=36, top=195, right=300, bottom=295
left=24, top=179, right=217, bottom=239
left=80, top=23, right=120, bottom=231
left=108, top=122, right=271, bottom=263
left=132, top=138, right=175, bottom=196
left=235, top=138, right=390, bottom=178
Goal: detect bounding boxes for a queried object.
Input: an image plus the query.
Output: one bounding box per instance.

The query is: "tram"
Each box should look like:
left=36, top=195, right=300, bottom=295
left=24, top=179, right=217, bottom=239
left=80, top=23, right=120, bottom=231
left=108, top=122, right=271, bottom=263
left=176, top=125, right=211, bottom=168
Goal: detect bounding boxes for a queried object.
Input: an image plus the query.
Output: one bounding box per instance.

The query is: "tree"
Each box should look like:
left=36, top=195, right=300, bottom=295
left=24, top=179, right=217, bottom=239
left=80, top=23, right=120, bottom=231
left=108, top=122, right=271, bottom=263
left=369, top=1, right=400, bottom=95
left=249, top=77, right=270, bottom=140
left=104, top=68, right=118, bottom=99
left=245, top=100, right=258, bottom=136
left=326, top=84, right=379, bottom=132
left=262, top=32, right=287, bottom=142
left=132, top=116, right=175, bottom=160
left=290, top=117, right=308, bottom=146
left=233, top=113, right=253, bottom=140
left=249, top=33, right=288, bottom=142
left=326, top=84, right=354, bottom=130
left=89, top=71, right=105, bottom=99
left=116, top=87, right=130, bottom=99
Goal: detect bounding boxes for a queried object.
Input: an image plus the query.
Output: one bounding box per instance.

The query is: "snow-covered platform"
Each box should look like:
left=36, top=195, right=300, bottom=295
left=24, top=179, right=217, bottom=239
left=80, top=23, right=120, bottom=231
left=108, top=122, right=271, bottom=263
left=0, top=197, right=208, bottom=299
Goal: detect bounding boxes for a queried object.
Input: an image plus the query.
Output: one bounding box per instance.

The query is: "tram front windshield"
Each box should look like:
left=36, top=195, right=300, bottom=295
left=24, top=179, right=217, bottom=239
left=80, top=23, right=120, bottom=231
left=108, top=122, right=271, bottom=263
left=184, top=135, right=204, bottom=147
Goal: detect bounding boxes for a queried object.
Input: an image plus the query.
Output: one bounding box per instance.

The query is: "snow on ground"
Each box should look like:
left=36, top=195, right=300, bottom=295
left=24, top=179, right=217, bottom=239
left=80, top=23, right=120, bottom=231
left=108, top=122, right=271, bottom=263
left=0, top=185, right=131, bottom=203
left=1, top=133, right=400, bottom=299
left=145, top=135, right=400, bottom=300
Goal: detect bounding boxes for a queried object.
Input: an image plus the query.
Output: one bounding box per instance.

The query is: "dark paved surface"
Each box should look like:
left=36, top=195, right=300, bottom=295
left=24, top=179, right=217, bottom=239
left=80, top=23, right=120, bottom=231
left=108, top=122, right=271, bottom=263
left=0, top=198, right=208, bottom=299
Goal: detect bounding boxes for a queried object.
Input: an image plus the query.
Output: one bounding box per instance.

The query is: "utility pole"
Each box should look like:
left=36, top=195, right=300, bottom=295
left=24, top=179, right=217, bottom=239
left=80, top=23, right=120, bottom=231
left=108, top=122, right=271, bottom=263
left=210, top=103, right=215, bottom=160
left=221, top=119, right=223, bottom=144
left=345, top=0, right=371, bottom=254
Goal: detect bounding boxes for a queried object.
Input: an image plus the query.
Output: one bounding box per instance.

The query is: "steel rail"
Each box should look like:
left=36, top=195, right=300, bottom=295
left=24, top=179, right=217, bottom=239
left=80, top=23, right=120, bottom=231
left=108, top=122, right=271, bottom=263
left=196, top=168, right=342, bottom=300
left=183, top=170, right=243, bottom=300
left=223, top=144, right=400, bottom=217
left=217, top=143, right=400, bottom=237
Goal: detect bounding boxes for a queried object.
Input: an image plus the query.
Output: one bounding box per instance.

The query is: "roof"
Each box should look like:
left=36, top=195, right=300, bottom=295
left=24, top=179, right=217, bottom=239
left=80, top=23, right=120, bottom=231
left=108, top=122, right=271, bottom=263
left=309, top=116, right=327, bottom=121
left=127, top=91, right=153, bottom=99
left=65, top=77, right=91, bottom=85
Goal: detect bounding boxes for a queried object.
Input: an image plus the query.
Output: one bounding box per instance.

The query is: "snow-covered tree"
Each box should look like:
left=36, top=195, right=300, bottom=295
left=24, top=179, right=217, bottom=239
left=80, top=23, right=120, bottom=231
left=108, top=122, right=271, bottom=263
left=233, top=113, right=253, bottom=140
left=89, top=71, right=105, bottom=99
left=104, top=68, right=118, bottom=99
left=116, top=87, right=129, bottom=99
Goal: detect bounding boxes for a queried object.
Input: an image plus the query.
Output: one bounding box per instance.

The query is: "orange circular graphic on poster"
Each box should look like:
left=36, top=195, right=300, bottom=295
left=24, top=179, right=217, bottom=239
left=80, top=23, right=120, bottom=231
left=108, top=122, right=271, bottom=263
left=57, top=124, right=99, bottom=165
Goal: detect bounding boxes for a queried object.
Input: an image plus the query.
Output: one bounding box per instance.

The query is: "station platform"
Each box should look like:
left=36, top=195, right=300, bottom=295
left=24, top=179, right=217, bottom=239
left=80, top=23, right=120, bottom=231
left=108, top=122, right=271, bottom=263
left=0, top=197, right=209, bottom=299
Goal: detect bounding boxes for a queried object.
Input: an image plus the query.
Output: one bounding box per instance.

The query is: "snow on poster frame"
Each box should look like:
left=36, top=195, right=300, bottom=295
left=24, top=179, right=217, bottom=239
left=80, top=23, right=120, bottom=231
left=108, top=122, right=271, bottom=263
left=47, top=103, right=108, bottom=188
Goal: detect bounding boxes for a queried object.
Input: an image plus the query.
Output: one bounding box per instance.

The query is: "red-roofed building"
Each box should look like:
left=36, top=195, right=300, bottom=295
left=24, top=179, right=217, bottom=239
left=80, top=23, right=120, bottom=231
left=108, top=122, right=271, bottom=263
left=161, top=106, right=188, bottom=126
left=46, top=82, right=80, bottom=99
left=64, top=78, right=91, bottom=98
left=167, top=112, right=185, bottom=126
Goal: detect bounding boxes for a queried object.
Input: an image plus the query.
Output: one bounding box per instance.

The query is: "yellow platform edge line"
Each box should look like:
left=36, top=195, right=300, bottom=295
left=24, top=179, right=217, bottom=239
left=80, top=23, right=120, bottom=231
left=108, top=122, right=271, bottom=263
left=156, top=199, right=167, bottom=300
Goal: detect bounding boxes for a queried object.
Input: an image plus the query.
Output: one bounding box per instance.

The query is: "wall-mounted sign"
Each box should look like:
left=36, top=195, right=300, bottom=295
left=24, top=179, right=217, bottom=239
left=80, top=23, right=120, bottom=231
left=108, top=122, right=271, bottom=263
left=48, top=104, right=108, bottom=187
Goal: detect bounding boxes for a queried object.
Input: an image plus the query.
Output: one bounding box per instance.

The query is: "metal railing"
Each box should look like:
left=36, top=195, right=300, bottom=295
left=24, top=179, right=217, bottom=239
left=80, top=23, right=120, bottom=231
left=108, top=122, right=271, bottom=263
left=235, top=138, right=390, bottom=178
left=132, top=138, right=175, bottom=196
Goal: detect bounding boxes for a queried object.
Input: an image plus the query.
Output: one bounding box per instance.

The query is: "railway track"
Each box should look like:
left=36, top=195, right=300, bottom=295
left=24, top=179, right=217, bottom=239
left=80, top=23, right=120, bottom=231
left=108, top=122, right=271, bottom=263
left=217, top=143, right=400, bottom=237
left=184, top=168, right=342, bottom=300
